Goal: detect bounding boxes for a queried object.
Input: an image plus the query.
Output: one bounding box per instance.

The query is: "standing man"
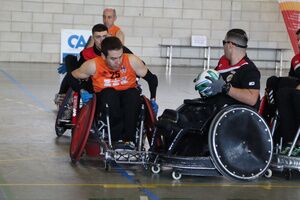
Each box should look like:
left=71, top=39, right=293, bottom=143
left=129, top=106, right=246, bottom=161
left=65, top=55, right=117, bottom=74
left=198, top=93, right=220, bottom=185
left=196, top=29, right=261, bottom=109
left=85, top=8, right=125, bottom=48
left=103, top=8, right=125, bottom=44
left=70, top=37, right=158, bottom=149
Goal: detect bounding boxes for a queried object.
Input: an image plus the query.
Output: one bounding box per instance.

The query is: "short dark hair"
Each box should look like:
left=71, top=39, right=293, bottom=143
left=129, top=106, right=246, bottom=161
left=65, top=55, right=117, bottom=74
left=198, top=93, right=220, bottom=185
left=92, top=23, right=108, bottom=34
left=226, top=29, right=248, bottom=48
left=101, top=37, right=123, bottom=57
left=296, top=28, right=300, bottom=35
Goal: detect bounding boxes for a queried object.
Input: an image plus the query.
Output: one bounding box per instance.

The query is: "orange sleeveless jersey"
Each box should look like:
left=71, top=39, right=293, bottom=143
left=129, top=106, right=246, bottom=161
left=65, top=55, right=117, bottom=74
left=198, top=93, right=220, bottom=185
left=91, top=54, right=137, bottom=93
left=108, top=25, right=120, bottom=36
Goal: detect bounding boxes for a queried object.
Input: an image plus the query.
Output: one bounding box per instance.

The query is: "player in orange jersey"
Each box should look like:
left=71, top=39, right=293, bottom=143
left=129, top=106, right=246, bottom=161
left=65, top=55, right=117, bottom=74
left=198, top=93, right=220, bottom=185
left=69, top=37, right=158, bottom=150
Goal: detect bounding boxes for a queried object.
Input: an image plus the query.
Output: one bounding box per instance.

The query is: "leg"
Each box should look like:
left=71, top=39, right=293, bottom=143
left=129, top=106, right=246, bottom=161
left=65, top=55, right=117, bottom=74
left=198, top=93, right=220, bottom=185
left=120, top=88, right=141, bottom=142
left=292, top=90, right=300, bottom=129
left=64, top=55, right=79, bottom=73
left=96, top=88, right=123, bottom=142
left=58, top=74, right=70, bottom=94
left=275, top=88, right=298, bottom=145
left=55, top=55, right=79, bottom=105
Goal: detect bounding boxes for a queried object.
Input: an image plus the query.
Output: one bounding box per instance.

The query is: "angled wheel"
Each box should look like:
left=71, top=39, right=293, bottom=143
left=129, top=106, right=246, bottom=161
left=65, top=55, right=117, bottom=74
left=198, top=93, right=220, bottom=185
left=208, top=105, right=273, bottom=181
left=69, top=95, right=96, bottom=164
left=55, top=88, right=73, bottom=137
left=142, top=96, right=157, bottom=140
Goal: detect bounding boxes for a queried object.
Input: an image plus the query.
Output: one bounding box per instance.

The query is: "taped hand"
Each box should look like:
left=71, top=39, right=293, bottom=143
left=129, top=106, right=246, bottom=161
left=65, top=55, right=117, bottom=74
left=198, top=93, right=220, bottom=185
left=57, top=63, right=67, bottom=74
left=80, top=89, right=93, bottom=104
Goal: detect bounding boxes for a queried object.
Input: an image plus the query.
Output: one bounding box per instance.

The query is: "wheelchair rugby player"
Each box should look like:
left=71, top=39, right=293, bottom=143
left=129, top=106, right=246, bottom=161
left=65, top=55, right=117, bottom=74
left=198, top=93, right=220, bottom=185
left=150, top=29, right=273, bottom=181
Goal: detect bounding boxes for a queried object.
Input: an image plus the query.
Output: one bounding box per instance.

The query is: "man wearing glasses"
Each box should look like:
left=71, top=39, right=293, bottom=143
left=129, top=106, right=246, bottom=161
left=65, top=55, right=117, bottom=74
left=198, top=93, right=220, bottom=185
left=200, top=28, right=261, bottom=109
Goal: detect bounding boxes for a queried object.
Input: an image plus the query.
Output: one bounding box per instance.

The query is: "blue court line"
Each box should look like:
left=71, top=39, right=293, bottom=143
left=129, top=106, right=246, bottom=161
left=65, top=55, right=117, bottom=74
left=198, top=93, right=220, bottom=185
left=0, top=68, right=51, bottom=113
left=114, top=165, right=160, bottom=200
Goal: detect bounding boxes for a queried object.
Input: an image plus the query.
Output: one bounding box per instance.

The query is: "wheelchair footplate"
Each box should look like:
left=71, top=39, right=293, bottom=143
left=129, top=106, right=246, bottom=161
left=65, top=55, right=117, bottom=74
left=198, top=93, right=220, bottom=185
left=151, top=155, right=221, bottom=180
left=270, top=154, right=300, bottom=171
left=98, top=140, right=151, bottom=170
left=105, top=149, right=150, bottom=165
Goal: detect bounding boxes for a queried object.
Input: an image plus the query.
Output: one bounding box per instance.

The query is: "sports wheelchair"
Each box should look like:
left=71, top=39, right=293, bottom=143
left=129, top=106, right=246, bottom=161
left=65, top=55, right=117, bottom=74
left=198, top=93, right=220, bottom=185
left=260, top=90, right=300, bottom=179
left=150, top=98, right=273, bottom=181
left=69, top=93, right=158, bottom=169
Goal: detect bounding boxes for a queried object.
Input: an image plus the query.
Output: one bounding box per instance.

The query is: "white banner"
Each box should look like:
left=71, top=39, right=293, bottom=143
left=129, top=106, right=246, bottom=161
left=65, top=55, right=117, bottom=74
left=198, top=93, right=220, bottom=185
left=60, top=29, right=91, bottom=63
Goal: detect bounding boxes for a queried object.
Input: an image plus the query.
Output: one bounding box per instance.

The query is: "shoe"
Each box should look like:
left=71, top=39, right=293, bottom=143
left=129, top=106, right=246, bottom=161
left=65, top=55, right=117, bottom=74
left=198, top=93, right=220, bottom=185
left=54, top=93, right=66, bottom=106
left=124, top=141, right=136, bottom=150
left=292, top=147, right=300, bottom=156
left=113, top=141, right=135, bottom=150
left=280, top=146, right=290, bottom=155
left=113, top=140, right=126, bottom=150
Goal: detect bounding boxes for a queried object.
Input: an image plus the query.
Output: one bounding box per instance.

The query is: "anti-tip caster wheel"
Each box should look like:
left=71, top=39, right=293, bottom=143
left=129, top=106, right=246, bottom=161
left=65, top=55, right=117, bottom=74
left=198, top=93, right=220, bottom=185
left=151, top=165, right=161, bottom=174
left=264, top=169, right=272, bottom=178
left=172, top=171, right=182, bottom=180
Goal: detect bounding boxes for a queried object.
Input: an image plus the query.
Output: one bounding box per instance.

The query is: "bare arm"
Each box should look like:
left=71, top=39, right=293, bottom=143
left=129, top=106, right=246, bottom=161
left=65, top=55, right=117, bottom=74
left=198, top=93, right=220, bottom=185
left=128, top=54, right=148, bottom=77
left=71, top=59, right=96, bottom=79
left=116, top=30, right=125, bottom=44
left=129, top=54, right=158, bottom=99
left=227, top=87, right=260, bottom=106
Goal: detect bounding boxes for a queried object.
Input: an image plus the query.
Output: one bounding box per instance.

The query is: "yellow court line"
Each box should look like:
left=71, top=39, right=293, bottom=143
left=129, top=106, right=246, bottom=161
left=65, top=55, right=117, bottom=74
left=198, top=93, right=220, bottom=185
left=0, top=183, right=300, bottom=190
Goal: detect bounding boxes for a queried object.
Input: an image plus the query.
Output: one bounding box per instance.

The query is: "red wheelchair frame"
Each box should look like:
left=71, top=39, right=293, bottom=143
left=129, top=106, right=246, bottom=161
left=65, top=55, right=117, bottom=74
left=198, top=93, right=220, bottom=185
left=69, top=94, right=160, bottom=168
left=259, top=94, right=300, bottom=179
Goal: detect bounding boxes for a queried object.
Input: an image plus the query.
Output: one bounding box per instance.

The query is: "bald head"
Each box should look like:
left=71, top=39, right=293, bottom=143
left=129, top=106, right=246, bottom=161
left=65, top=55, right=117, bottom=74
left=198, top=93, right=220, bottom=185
left=103, top=8, right=116, bottom=17
left=103, top=8, right=117, bottom=28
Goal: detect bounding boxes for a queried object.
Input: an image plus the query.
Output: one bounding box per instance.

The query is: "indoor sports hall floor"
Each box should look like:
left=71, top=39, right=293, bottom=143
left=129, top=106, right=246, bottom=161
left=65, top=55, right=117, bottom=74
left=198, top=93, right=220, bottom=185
left=1, top=62, right=300, bottom=200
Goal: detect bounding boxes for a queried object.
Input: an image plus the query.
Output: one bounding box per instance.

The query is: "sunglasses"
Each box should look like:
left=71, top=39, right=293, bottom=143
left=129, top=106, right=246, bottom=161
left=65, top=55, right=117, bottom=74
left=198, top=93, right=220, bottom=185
left=222, top=40, right=247, bottom=48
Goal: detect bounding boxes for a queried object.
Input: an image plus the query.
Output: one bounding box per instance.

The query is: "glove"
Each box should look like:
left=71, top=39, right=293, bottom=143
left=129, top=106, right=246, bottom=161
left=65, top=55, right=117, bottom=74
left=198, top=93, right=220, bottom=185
left=150, top=99, right=159, bottom=116
left=57, top=63, right=67, bottom=74
left=80, top=90, right=93, bottom=104
left=205, top=76, right=226, bottom=96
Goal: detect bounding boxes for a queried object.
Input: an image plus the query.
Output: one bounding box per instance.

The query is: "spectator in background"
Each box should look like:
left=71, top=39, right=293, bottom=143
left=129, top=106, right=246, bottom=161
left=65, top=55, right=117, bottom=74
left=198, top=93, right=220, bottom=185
left=86, top=7, right=125, bottom=48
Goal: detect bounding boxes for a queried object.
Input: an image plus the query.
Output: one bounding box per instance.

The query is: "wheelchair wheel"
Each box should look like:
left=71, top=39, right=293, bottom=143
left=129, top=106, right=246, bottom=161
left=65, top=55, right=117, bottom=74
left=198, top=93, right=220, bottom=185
left=142, top=96, right=157, bottom=140
left=55, top=88, right=73, bottom=137
left=264, top=169, right=272, bottom=178
left=70, top=95, right=96, bottom=163
left=172, top=171, right=182, bottom=180
left=151, top=165, right=161, bottom=174
left=208, top=105, right=273, bottom=181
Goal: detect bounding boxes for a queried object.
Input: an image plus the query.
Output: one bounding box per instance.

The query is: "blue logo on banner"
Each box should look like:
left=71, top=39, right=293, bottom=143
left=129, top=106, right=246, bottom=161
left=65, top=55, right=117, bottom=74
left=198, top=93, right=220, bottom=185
left=68, top=35, right=86, bottom=49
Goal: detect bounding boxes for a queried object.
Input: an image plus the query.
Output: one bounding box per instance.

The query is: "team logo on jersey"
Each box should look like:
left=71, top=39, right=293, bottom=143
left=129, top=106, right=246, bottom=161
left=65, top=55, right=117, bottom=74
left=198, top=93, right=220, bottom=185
left=121, top=65, right=126, bottom=73
left=249, top=82, right=255, bottom=86
left=120, top=77, right=128, bottom=85
left=226, top=74, right=233, bottom=82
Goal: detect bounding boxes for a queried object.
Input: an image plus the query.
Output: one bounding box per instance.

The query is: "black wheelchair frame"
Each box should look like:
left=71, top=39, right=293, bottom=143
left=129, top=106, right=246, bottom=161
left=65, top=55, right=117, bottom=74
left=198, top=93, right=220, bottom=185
left=150, top=98, right=273, bottom=181
left=69, top=94, right=158, bottom=170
